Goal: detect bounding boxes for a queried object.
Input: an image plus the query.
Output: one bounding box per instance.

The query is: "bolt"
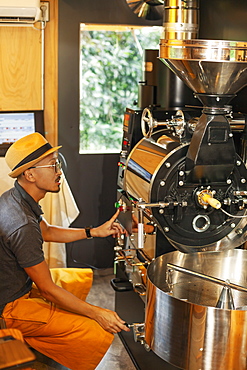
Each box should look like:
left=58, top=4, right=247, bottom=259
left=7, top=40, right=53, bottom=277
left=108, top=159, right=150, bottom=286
left=229, top=133, right=233, bottom=137
left=159, top=209, right=164, bottom=214
left=231, top=223, right=236, bottom=228
left=227, top=179, right=232, bottom=184
left=241, top=178, right=246, bottom=183
left=236, top=160, right=241, bottom=166
left=160, top=180, right=165, bottom=186
left=179, top=171, right=184, bottom=176
left=164, top=227, right=169, bottom=232
left=236, top=228, right=243, bottom=235
left=179, top=181, right=184, bottom=186
left=165, top=162, right=171, bottom=168
left=144, top=343, right=150, bottom=352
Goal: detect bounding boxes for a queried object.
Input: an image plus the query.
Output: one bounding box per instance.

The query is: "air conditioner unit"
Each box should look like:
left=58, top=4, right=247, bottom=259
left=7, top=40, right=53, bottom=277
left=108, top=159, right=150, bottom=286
left=0, top=0, right=41, bottom=23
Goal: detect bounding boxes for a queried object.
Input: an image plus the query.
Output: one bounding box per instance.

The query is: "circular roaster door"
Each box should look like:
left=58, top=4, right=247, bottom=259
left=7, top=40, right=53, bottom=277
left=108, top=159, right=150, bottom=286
left=124, top=129, right=247, bottom=253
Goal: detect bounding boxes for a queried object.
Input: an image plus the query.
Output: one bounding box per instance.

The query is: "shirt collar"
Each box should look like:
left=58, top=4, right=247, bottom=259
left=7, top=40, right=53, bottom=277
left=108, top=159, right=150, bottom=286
left=14, top=181, right=44, bottom=220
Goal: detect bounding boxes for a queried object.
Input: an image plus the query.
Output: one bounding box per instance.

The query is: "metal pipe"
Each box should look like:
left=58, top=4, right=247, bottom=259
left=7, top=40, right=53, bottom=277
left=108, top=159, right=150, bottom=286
left=116, top=249, right=152, bottom=266
left=137, top=207, right=144, bottom=249
left=167, top=263, right=247, bottom=294
left=163, top=0, right=199, bottom=40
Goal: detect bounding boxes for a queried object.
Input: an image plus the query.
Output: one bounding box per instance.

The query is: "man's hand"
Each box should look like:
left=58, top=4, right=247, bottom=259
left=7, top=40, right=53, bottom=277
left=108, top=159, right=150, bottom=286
left=40, top=209, right=127, bottom=242
left=91, top=209, right=126, bottom=238
left=92, top=307, right=130, bottom=334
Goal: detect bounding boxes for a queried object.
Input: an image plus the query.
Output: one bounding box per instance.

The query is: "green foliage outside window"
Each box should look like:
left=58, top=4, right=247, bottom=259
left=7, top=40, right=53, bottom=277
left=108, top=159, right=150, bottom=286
left=79, top=27, right=161, bottom=153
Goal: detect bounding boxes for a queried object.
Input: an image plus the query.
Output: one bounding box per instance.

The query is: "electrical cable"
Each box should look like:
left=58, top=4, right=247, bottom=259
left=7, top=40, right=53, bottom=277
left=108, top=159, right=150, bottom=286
left=220, top=207, right=247, bottom=218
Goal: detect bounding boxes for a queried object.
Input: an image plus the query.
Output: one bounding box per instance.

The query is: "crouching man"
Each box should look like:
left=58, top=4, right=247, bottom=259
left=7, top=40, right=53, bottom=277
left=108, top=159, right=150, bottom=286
left=0, top=133, right=130, bottom=370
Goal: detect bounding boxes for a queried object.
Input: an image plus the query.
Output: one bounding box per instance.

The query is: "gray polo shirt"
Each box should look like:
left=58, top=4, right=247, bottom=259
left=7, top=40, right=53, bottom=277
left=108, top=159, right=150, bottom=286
left=0, top=181, right=45, bottom=311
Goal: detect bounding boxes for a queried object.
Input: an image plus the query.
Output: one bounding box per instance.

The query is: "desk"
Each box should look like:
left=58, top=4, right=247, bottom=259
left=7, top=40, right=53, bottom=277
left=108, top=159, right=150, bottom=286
left=0, top=158, right=79, bottom=268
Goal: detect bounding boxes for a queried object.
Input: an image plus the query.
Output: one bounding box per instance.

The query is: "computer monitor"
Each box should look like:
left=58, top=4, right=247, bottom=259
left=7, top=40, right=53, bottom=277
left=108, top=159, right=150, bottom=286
left=0, top=110, right=44, bottom=156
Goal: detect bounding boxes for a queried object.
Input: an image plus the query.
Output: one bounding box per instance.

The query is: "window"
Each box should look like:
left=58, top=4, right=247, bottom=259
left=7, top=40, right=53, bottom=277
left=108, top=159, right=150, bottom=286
left=79, top=25, right=162, bottom=153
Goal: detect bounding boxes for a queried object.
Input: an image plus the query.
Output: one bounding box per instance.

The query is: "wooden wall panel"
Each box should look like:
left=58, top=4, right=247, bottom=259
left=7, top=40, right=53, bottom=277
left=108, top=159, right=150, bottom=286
left=44, top=0, right=59, bottom=146
left=0, top=26, right=43, bottom=111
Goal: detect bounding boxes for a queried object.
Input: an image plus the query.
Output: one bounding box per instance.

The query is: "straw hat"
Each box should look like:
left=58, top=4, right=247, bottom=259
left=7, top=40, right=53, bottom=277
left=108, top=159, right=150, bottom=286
left=5, top=132, right=62, bottom=178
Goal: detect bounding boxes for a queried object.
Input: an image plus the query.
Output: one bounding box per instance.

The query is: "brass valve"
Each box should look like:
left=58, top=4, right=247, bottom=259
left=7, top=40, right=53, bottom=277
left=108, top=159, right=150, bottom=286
left=197, top=189, right=221, bottom=209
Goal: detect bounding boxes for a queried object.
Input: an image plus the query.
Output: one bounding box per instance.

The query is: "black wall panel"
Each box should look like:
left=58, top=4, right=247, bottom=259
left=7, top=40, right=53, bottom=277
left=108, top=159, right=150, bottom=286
left=59, top=0, right=160, bottom=268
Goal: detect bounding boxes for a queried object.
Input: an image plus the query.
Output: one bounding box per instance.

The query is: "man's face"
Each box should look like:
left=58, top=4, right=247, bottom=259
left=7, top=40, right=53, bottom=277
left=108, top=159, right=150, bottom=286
left=29, top=152, right=62, bottom=194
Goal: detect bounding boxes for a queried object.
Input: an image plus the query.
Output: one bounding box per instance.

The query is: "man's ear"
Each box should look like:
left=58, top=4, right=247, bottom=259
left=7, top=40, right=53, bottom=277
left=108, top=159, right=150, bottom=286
left=22, top=169, right=36, bottom=183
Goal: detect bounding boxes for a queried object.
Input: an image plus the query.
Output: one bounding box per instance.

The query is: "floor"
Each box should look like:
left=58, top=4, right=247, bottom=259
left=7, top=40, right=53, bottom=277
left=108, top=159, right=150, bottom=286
left=32, top=268, right=136, bottom=370
left=88, top=269, right=136, bottom=370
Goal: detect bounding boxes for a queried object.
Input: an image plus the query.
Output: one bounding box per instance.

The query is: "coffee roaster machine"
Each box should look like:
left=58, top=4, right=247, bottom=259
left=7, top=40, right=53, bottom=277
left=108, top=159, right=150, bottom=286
left=112, top=2, right=247, bottom=369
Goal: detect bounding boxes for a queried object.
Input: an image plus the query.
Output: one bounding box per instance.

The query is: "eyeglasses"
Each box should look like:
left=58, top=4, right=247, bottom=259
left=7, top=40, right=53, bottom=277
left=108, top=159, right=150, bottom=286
left=29, top=161, right=62, bottom=173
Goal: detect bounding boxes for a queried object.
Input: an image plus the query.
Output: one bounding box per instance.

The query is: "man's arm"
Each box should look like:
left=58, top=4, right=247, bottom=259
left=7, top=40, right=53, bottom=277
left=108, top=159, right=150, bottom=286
left=24, top=260, right=130, bottom=334
left=40, top=209, right=125, bottom=243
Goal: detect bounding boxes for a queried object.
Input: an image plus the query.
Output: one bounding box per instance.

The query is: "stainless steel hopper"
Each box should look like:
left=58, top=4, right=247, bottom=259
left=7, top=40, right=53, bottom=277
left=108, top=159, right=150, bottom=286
left=159, top=39, right=247, bottom=104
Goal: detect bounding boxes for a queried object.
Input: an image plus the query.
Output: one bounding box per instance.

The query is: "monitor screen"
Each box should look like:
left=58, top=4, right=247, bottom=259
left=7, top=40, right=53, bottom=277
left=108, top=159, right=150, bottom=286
left=0, top=111, right=44, bottom=156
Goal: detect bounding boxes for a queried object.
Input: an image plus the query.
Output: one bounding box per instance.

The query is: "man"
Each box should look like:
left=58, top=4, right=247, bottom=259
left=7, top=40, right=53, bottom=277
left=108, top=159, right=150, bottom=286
left=0, top=132, right=130, bottom=370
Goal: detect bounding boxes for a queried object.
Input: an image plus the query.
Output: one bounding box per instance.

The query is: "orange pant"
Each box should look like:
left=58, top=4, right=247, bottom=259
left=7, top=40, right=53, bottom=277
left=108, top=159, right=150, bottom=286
left=2, top=268, right=113, bottom=370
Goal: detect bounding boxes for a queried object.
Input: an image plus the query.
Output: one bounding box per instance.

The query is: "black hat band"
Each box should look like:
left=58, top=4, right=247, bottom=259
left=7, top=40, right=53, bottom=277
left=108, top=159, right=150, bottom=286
left=12, top=143, right=53, bottom=171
